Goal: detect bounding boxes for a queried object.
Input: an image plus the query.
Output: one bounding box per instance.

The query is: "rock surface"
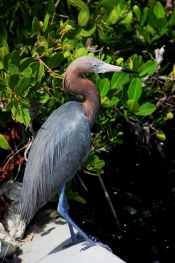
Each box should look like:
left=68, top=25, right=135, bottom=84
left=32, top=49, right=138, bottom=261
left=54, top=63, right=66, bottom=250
left=0, top=182, right=26, bottom=258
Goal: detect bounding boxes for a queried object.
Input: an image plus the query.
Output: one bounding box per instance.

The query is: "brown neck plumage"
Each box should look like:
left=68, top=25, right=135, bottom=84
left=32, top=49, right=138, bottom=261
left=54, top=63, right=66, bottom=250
left=63, top=66, right=100, bottom=129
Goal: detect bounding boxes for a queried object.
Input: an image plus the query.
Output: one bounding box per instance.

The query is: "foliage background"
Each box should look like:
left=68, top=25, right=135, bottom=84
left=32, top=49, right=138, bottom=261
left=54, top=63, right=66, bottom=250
left=0, top=0, right=175, bottom=261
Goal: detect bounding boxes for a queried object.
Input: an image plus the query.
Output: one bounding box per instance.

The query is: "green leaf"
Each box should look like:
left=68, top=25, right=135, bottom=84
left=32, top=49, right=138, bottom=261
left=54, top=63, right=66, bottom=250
left=22, top=67, right=32, bottom=77
left=151, top=27, right=168, bottom=42
left=133, top=5, right=141, bottom=22
left=38, top=63, right=44, bottom=82
left=154, top=1, right=165, bottom=19
left=15, top=77, right=31, bottom=96
left=13, top=98, right=20, bottom=115
left=3, top=53, right=11, bottom=71
left=78, top=25, right=96, bottom=37
left=32, top=17, right=40, bottom=33
left=11, top=106, right=22, bottom=122
left=30, top=61, right=40, bottom=75
left=102, top=96, right=119, bottom=107
left=11, top=106, right=30, bottom=125
left=101, top=0, right=122, bottom=12
left=98, top=29, right=106, bottom=42
left=1, top=40, right=9, bottom=51
left=156, top=129, right=166, bottom=141
left=0, top=47, right=8, bottom=59
left=73, top=195, right=86, bottom=204
left=43, top=13, right=50, bottom=32
left=45, top=1, right=55, bottom=14
left=9, top=74, right=19, bottom=90
left=19, top=57, right=35, bottom=71
left=93, top=73, right=101, bottom=86
left=111, top=72, right=129, bottom=88
left=38, top=36, right=48, bottom=48
left=19, top=107, right=30, bottom=126
left=48, top=53, right=64, bottom=68
left=139, top=61, right=157, bottom=77
left=147, top=9, right=157, bottom=27
left=169, top=9, right=175, bottom=25
left=78, top=9, right=89, bottom=26
left=75, top=47, right=88, bottom=58
left=8, top=64, right=18, bottom=74
left=128, top=78, right=142, bottom=101
left=135, top=102, right=156, bottom=116
left=4, top=101, right=13, bottom=112
left=69, top=0, right=89, bottom=10
left=99, top=78, right=109, bottom=98
left=126, top=100, right=140, bottom=113
left=0, top=61, right=3, bottom=70
left=108, top=6, right=119, bottom=24
left=0, top=81, right=6, bottom=92
left=120, top=86, right=128, bottom=106
left=11, top=50, right=20, bottom=68
left=77, top=174, right=88, bottom=191
left=19, top=98, right=30, bottom=107
left=120, top=11, right=133, bottom=25
left=0, top=134, right=9, bottom=150
left=141, top=7, right=148, bottom=25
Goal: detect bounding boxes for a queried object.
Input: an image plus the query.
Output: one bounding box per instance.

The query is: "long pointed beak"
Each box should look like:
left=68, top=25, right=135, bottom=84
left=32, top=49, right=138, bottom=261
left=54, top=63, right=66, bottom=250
left=101, top=63, right=138, bottom=74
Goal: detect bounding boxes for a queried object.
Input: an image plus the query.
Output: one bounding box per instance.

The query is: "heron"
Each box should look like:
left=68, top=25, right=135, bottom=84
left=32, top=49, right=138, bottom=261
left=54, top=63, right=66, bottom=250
left=18, top=56, right=137, bottom=251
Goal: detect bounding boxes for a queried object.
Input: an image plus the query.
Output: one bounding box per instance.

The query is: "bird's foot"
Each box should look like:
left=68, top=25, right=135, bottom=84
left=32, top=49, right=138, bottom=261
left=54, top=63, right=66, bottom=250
left=81, top=235, right=112, bottom=253
left=63, top=234, right=85, bottom=249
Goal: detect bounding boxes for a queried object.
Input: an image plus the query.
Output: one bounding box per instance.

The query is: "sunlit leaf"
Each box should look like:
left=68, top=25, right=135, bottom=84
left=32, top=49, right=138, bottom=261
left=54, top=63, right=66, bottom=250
left=74, top=47, right=88, bottom=58
left=120, top=11, right=133, bottom=25
left=99, top=78, right=109, bottom=98
left=22, top=67, right=32, bottom=77
left=139, top=61, right=157, bottom=77
left=126, top=100, right=140, bottom=113
left=68, top=0, right=88, bottom=10
left=102, top=96, right=119, bottom=107
left=38, top=36, right=48, bottom=48
left=135, top=102, right=156, bottom=116
left=154, top=1, right=165, bottom=19
left=111, top=72, right=129, bottom=89
left=78, top=9, right=89, bottom=26
left=133, top=5, right=141, bottom=22
left=38, top=63, right=44, bottom=82
left=108, top=6, right=119, bottom=24
left=156, top=129, right=166, bottom=141
left=0, top=134, right=9, bottom=150
left=128, top=78, right=142, bottom=101
left=43, top=13, right=50, bottom=31
left=78, top=25, right=96, bottom=37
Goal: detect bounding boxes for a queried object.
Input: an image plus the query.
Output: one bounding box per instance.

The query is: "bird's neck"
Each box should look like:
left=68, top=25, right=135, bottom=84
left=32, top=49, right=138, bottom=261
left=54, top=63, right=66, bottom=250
left=63, top=71, right=100, bottom=129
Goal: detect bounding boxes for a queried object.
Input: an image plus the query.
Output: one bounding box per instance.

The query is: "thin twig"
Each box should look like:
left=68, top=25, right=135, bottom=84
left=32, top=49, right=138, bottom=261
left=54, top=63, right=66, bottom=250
left=0, top=145, right=27, bottom=173
left=98, top=175, right=120, bottom=227
left=55, top=0, right=61, bottom=8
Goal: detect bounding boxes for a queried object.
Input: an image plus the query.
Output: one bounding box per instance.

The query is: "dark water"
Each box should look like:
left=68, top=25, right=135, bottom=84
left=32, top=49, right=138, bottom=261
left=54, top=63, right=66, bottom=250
left=69, top=119, right=175, bottom=263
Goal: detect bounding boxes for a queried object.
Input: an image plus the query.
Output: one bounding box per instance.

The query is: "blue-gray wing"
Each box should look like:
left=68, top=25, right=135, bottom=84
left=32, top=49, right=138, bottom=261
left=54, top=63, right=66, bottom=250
left=19, top=102, right=91, bottom=220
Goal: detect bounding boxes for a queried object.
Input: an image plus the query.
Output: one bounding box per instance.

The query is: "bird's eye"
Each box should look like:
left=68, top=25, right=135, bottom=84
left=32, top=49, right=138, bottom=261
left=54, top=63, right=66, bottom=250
left=92, top=63, right=99, bottom=68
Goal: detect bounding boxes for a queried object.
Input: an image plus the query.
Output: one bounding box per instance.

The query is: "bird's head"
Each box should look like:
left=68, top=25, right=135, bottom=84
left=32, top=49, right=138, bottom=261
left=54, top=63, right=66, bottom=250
left=68, top=56, right=138, bottom=74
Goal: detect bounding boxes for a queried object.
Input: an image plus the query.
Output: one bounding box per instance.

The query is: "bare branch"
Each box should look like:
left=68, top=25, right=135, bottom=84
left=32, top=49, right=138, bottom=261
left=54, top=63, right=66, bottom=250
left=55, top=0, right=61, bottom=8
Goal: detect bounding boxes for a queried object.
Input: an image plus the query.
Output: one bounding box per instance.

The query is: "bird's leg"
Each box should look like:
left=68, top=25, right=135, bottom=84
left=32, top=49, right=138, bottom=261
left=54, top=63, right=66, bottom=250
left=57, top=185, right=86, bottom=244
left=57, top=184, right=112, bottom=252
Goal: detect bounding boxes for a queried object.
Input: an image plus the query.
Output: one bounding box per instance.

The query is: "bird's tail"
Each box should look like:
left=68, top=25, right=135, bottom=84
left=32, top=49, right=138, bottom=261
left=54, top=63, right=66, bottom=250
left=0, top=215, right=24, bottom=263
